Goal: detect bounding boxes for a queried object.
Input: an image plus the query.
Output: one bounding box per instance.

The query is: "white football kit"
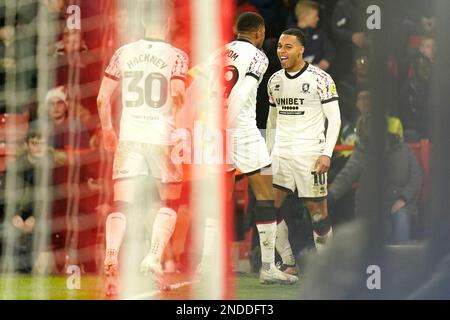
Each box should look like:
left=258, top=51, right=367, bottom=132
left=267, top=62, right=340, bottom=198
left=104, top=39, right=188, bottom=182
left=204, top=39, right=271, bottom=174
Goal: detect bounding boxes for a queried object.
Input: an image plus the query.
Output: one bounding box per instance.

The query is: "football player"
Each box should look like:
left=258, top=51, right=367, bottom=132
left=97, top=10, right=188, bottom=295
left=267, top=28, right=341, bottom=266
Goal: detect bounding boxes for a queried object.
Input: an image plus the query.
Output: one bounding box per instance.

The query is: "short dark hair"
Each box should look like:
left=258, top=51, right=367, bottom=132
left=25, top=129, right=44, bottom=144
left=281, top=28, right=306, bottom=47
left=295, top=0, right=319, bottom=18
left=236, top=12, right=265, bottom=33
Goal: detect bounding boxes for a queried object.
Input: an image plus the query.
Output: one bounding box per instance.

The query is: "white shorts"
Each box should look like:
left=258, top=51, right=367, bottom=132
left=113, top=141, right=182, bottom=183
left=272, top=143, right=327, bottom=198
left=229, top=128, right=271, bottom=174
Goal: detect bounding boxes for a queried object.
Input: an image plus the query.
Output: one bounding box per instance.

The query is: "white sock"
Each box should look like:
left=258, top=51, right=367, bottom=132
left=200, top=218, right=218, bottom=261
left=313, top=227, right=333, bottom=253
left=256, top=221, right=277, bottom=271
left=276, top=219, right=295, bottom=265
left=105, top=212, right=127, bottom=258
left=150, top=207, right=177, bottom=262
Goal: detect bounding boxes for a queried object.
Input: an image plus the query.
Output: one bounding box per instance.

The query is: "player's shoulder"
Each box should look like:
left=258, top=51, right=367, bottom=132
left=306, top=63, right=335, bottom=82
left=229, top=40, right=268, bottom=60
left=254, top=47, right=268, bottom=62
left=112, top=40, right=144, bottom=58
left=118, top=40, right=143, bottom=51
left=268, top=69, right=285, bottom=85
left=171, top=46, right=188, bottom=58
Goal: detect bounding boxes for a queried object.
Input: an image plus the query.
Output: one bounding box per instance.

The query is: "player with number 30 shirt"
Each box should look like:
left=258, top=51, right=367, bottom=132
left=97, top=19, right=189, bottom=296
left=105, top=40, right=188, bottom=146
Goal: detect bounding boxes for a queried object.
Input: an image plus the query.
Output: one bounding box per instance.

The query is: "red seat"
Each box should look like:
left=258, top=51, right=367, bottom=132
left=0, top=142, right=19, bottom=173
left=409, top=139, right=430, bottom=207
left=0, top=113, right=29, bottom=143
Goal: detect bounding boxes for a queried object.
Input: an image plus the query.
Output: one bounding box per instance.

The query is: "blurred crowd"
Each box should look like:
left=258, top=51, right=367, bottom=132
left=0, top=0, right=432, bottom=274
left=0, top=0, right=115, bottom=274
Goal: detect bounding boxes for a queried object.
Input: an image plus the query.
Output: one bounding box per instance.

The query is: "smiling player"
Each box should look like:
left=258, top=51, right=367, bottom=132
left=267, top=28, right=341, bottom=267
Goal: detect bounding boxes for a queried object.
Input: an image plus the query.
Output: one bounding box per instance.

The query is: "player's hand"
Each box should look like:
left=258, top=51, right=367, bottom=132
left=171, top=79, right=186, bottom=115
left=391, top=199, right=406, bottom=214
left=172, top=92, right=185, bottom=110
left=314, top=155, right=331, bottom=175
left=102, top=128, right=117, bottom=152
left=352, top=32, right=366, bottom=48
left=318, top=59, right=330, bottom=71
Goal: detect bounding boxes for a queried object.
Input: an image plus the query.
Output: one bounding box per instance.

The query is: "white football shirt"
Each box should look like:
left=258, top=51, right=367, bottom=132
left=204, top=39, right=269, bottom=131
left=267, top=62, right=339, bottom=148
left=105, top=39, right=188, bottom=145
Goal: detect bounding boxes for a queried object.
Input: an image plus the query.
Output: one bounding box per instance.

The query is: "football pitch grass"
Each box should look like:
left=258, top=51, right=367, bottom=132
left=0, top=273, right=303, bottom=300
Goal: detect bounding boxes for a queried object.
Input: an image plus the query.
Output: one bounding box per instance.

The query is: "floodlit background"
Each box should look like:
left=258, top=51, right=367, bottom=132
left=0, top=0, right=449, bottom=299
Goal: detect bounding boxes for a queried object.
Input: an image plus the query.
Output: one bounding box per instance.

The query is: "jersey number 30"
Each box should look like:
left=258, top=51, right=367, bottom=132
left=125, top=71, right=168, bottom=108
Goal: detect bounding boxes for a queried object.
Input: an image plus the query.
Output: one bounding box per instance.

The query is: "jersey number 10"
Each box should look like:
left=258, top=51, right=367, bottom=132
left=124, top=71, right=168, bottom=108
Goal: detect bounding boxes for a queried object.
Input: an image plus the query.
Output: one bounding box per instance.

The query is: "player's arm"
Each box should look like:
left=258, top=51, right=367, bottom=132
left=315, top=76, right=341, bottom=174
left=266, top=78, right=277, bottom=154
left=97, top=76, right=118, bottom=131
left=171, top=49, right=189, bottom=110
left=322, top=99, right=341, bottom=158
left=266, top=103, right=277, bottom=154
left=227, top=52, right=268, bottom=127
left=97, top=49, right=121, bottom=152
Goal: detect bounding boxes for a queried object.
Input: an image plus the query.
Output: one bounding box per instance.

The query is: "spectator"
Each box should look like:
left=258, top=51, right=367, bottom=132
left=335, top=47, right=372, bottom=126
left=291, top=0, right=335, bottom=71
left=13, top=0, right=67, bottom=117
left=41, top=86, right=93, bottom=272
left=333, top=89, right=404, bottom=168
left=249, top=0, right=293, bottom=38
left=0, top=4, right=15, bottom=113
left=53, top=27, right=92, bottom=86
left=44, top=86, right=90, bottom=151
left=328, top=114, right=422, bottom=244
left=4, top=130, right=64, bottom=272
left=329, top=89, right=403, bottom=226
left=54, top=28, right=89, bottom=56
left=330, top=0, right=366, bottom=82
left=53, top=27, right=103, bottom=117
left=400, top=34, right=435, bottom=142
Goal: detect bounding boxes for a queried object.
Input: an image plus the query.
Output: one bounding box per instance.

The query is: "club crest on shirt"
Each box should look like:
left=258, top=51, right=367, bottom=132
left=274, top=84, right=281, bottom=91
left=301, top=83, right=310, bottom=94
left=330, top=84, right=337, bottom=95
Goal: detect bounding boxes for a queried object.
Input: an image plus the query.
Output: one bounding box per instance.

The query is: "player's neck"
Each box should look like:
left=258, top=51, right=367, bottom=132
left=237, top=35, right=256, bottom=47
left=286, top=60, right=306, bottom=74
left=144, top=27, right=166, bottom=42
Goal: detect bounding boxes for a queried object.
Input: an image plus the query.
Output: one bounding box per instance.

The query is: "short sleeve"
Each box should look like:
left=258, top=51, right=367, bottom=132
left=104, top=48, right=122, bottom=81
left=246, top=50, right=268, bottom=81
left=267, top=74, right=276, bottom=107
left=171, top=48, right=189, bottom=81
left=317, top=72, right=339, bottom=104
